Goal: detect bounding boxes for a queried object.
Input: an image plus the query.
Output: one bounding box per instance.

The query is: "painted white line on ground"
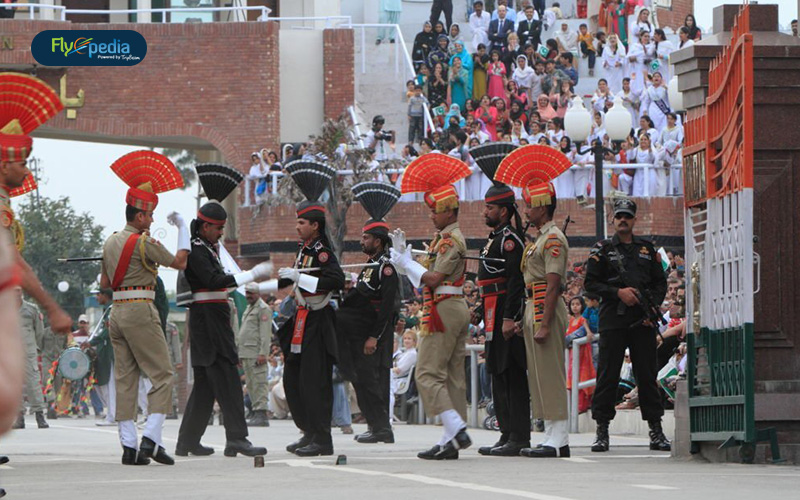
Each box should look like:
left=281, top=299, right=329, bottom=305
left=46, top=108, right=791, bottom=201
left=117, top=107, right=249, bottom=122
left=631, top=484, right=679, bottom=491
left=592, top=455, right=670, bottom=459
left=560, top=457, right=595, bottom=463
left=281, top=459, right=578, bottom=500
left=48, top=424, right=227, bottom=449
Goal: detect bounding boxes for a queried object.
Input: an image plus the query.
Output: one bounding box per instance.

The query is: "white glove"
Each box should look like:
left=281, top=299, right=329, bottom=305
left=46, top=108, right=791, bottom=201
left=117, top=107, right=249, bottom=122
left=278, top=267, right=300, bottom=283
left=167, top=211, right=186, bottom=228
left=390, top=229, right=407, bottom=255
left=389, top=245, right=413, bottom=272
left=391, top=245, right=427, bottom=288
left=251, top=261, right=273, bottom=281
left=257, top=279, right=279, bottom=294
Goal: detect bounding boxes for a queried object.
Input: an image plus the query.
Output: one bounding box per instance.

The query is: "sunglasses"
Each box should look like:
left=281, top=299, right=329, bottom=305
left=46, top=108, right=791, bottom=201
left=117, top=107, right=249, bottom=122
left=614, top=213, right=633, bottom=220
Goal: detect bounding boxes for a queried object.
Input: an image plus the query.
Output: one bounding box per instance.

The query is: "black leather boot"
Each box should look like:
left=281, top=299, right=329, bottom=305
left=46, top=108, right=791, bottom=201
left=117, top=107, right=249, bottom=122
left=121, top=446, right=150, bottom=466
left=286, top=434, right=313, bottom=454
left=648, top=420, right=671, bottom=451
left=247, top=410, right=270, bottom=427
left=35, top=411, right=49, bottom=429
left=224, top=438, right=267, bottom=457
left=491, top=440, right=531, bottom=456
left=140, top=437, right=175, bottom=465
left=356, top=428, right=395, bottom=444
left=175, top=442, right=215, bottom=457
left=591, top=421, right=610, bottom=452
left=478, top=433, right=508, bottom=456
left=11, top=412, right=23, bottom=430
left=296, top=441, right=334, bottom=457
left=418, top=444, right=458, bottom=460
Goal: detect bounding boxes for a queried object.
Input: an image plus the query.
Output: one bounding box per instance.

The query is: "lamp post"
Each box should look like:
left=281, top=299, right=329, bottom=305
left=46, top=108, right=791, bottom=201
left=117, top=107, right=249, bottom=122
left=565, top=95, right=632, bottom=241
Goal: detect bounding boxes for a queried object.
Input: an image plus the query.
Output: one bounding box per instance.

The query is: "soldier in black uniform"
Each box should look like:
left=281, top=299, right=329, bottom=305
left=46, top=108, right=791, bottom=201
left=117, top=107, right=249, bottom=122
left=474, top=182, right=528, bottom=456
left=342, top=182, right=401, bottom=445
left=275, top=160, right=345, bottom=457
left=583, top=199, right=671, bottom=453
left=175, top=164, right=270, bottom=458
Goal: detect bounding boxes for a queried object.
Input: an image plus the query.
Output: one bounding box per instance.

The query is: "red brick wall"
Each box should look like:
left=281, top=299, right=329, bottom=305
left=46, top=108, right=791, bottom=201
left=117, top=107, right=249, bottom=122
left=0, top=19, right=280, bottom=171
left=656, top=0, right=695, bottom=31
left=238, top=197, right=686, bottom=272
left=323, top=29, right=354, bottom=120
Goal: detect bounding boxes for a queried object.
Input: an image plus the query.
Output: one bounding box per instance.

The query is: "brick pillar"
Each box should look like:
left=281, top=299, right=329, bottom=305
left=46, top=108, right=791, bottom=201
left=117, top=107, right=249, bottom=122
left=323, top=29, right=354, bottom=120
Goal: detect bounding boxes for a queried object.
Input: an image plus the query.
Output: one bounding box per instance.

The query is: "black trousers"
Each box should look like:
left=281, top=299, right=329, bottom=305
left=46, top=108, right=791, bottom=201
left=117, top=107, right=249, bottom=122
left=430, top=0, right=453, bottom=31
left=351, top=341, right=391, bottom=432
left=284, top=332, right=334, bottom=447
left=592, top=326, right=664, bottom=423
left=178, top=357, right=247, bottom=445
left=491, top=358, right=530, bottom=442
left=580, top=41, right=596, bottom=69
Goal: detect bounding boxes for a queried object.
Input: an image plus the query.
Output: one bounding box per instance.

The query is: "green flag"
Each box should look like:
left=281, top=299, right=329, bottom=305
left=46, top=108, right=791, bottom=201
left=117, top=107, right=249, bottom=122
left=658, top=247, right=670, bottom=273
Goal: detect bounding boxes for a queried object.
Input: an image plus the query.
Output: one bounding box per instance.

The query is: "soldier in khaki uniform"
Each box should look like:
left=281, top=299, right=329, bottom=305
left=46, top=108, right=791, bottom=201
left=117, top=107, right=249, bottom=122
left=100, top=151, right=190, bottom=466
left=238, top=283, right=272, bottom=427
left=390, top=153, right=473, bottom=460
left=13, top=288, right=49, bottom=429
left=495, top=147, right=574, bottom=458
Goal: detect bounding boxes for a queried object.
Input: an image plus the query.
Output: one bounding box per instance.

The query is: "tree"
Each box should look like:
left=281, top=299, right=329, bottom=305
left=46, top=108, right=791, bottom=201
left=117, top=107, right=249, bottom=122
left=268, top=115, right=404, bottom=257
left=162, top=148, right=197, bottom=189
left=17, top=197, right=105, bottom=323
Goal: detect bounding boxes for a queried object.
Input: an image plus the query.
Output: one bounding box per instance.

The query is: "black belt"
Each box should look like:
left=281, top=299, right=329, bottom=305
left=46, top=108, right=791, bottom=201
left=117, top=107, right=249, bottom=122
left=479, top=282, right=507, bottom=296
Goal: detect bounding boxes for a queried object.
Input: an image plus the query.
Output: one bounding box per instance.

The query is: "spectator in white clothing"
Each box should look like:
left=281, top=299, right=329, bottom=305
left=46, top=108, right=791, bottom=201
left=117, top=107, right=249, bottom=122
left=389, top=330, right=418, bottom=421
left=469, top=1, right=491, bottom=51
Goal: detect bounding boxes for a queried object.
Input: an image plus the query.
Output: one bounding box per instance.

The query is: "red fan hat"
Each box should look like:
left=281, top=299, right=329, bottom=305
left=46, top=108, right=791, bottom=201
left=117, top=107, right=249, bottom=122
left=0, top=73, right=64, bottom=163
left=400, top=153, right=472, bottom=213
left=494, top=145, right=572, bottom=207
left=110, top=151, right=184, bottom=212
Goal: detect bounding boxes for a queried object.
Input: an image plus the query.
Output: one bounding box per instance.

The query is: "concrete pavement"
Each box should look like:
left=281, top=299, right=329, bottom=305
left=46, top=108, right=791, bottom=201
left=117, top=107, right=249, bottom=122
left=1, top=415, right=798, bottom=500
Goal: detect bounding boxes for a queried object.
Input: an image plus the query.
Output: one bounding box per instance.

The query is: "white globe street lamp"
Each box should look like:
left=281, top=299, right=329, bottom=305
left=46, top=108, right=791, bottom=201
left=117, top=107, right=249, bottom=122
left=564, top=96, right=592, bottom=143
left=57, top=281, right=69, bottom=293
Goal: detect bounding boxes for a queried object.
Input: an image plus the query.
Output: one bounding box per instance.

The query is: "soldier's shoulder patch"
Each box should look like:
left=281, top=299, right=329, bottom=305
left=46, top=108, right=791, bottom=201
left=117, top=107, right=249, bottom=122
left=503, top=239, right=516, bottom=252
left=313, top=241, right=324, bottom=251
left=438, top=240, right=453, bottom=254
left=383, top=265, right=394, bottom=276
left=261, top=313, right=270, bottom=322
left=550, top=246, right=561, bottom=258
left=318, top=251, right=330, bottom=263
left=0, top=208, right=13, bottom=228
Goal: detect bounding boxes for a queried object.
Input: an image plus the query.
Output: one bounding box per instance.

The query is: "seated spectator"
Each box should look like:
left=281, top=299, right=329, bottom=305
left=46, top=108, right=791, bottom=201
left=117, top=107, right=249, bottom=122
left=469, top=119, right=491, bottom=144
left=502, top=32, right=522, bottom=75
left=684, top=13, right=702, bottom=41
left=448, top=23, right=463, bottom=56
left=541, top=59, right=568, bottom=95
left=474, top=94, right=499, bottom=140
left=412, top=21, right=435, bottom=66
left=558, top=52, right=579, bottom=86
left=528, top=120, right=545, bottom=143
left=509, top=99, right=528, bottom=129
left=555, top=22, right=579, bottom=63
left=577, top=23, right=596, bottom=76
left=546, top=116, right=566, bottom=144
left=469, top=1, right=491, bottom=51
left=550, top=78, right=574, bottom=119
left=511, top=55, right=535, bottom=99
left=510, top=119, right=529, bottom=145
left=427, top=35, right=451, bottom=73
left=536, top=93, right=558, bottom=122
left=591, top=78, right=614, bottom=113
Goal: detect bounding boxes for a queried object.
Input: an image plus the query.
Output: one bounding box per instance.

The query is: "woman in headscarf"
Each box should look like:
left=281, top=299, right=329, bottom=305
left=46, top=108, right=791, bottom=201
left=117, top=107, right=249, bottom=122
left=472, top=43, right=489, bottom=101
left=447, top=56, right=470, bottom=111
left=556, top=136, right=577, bottom=199
left=536, top=93, right=558, bottom=122
left=448, top=23, right=463, bottom=57
left=433, top=20, right=446, bottom=39
left=473, top=95, right=498, bottom=141
left=512, top=54, right=536, bottom=99
left=444, top=103, right=466, bottom=129
left=628, top=7, right=652, bottom=44
left=509, top=99, right=527, bottom=130
left=493, top=97, right=511, bottom=137
left=449, top=40, right=473, bottom=100
left=601, top=33, right=627, bottom=93
left=550, top=79, right=574, bottom=119
left=412, top=21, right=436, bottom=66
left=630, top=132, right=658, bottom=196
left=652, top=28, right=674, bottom=81
left=428, top=62, right=449, bottom=116
left=427, top=35, right=451, bottom=74
left=641, top=71, right=670, bottom=132
left=506, top=80, right=528, bottom=110
left=626, top=30, right=651, bottom=95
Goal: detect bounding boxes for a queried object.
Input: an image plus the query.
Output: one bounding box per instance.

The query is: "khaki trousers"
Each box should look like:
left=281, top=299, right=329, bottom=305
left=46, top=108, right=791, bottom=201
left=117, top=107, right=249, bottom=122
left=414, top=298, right=470, bottom=419
left=22, top=355, right=46, bottom=413
left=242, top=358, right=269, bottom=411
left=109, top=302, right=174, bottom=421
left=523, top=299, right=569, bottom=420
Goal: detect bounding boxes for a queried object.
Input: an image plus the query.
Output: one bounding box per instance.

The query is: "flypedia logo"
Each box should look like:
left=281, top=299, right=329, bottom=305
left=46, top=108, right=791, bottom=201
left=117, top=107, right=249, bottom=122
left=33, top=30, right=146, bottom=66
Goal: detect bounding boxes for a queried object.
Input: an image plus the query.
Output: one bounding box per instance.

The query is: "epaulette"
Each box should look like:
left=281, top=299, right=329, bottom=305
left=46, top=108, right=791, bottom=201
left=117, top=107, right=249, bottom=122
left=588, top=240, right=610, bottom=261
left=313, top=241, right=325, bottom=251
left=378, top=254, right=396, bottom=279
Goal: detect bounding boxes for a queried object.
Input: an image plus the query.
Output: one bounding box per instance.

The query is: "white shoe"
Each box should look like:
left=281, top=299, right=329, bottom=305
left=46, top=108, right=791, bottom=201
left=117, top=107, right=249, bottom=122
left=96, top=420, right=116, bottom=427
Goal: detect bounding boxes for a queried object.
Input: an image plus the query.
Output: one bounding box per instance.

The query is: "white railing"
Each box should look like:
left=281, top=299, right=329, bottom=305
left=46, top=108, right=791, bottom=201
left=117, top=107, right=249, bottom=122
left=0, top=3, right=65, bottom=19
left=567, top=335, right=597, bottom=433
left=347, top=105, right=366, bottom=149
left=242, top=163, right=683, bottom=208
left=264, top=16, right=352, bottom=28
left=1, top=4, right=271, bottom=22
left=347, top=22, right=436, bottom=136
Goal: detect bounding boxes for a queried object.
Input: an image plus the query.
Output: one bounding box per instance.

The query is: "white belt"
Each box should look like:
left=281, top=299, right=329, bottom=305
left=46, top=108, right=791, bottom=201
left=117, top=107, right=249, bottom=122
left=434, top=286, right=463, bottom=296
left=192, top=291, right=229, bottom=302
left=302, top=292, right=333, bottom=311
left=113, top=290, right=155, bottom=301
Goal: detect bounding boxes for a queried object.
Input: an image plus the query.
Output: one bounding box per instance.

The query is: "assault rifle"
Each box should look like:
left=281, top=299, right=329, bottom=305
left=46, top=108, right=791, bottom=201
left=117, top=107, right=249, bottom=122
left=609, top=248, right=667, bottom=329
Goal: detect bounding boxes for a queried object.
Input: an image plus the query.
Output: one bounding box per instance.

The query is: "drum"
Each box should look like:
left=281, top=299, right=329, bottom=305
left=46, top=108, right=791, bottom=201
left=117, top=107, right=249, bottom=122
left=58, top=347, right=91, bottom=381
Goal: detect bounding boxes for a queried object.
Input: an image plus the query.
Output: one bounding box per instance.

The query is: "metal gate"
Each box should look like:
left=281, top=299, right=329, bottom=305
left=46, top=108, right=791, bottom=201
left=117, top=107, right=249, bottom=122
left=681, top=3, right=775, bottom=462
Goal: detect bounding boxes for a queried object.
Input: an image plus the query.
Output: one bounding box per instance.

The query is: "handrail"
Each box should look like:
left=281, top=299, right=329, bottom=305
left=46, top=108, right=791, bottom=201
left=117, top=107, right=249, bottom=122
left=62, top=6, right=271, bottom=22
left=241, top=162, right=683, bottom=207
left=0, top=3, right=66, bottom=20
left=568, top=335, right=597, bottom=433
left=347, top=105, right=366, bottom=149
left=347, top=22, right=436, bottom=138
